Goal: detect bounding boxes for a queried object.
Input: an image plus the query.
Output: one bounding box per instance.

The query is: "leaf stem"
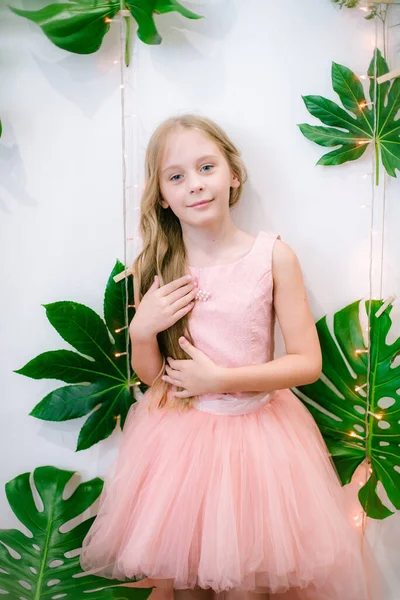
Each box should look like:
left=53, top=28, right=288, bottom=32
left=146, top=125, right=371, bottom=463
left=125, top=15, right=131, bottom=67
left=374, top=139, right=380, bottom=186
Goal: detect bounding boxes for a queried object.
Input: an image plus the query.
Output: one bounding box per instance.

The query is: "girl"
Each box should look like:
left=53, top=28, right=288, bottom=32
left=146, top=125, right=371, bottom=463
left=80, top=114, right=382, bottom=600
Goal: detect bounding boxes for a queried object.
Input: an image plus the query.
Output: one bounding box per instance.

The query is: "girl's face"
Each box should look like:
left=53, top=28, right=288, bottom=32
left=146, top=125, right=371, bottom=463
left=158, top=127, right=240, bottom=226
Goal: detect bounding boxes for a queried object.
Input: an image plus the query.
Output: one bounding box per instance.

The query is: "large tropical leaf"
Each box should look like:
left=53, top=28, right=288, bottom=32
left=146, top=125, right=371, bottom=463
left=293, top=299, right=400, bottom=519
left=298, top=49, right=400, bottom=184
left=0, top=466, right=152, bottom=599
left=14, top=261, right=148, bottom=451
left=10, top=0, right=203, bottom=66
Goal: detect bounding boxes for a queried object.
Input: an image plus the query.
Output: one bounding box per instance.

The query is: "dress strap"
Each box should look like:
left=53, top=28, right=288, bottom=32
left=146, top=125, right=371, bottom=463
left=255, top=231, right=281, bottom=274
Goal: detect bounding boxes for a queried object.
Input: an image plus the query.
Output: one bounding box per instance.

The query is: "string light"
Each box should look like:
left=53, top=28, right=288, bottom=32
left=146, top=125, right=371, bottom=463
left=367, top=410, right=383, bottom=420
left=115, top=325, right=128, bottom=333
left=355, top=383, right=368, bottom=392
left=355, top=349, right=368, bottom=354
left=350, top=431, right=365, bottom=440
left=114, top=351, right=128, bottom=357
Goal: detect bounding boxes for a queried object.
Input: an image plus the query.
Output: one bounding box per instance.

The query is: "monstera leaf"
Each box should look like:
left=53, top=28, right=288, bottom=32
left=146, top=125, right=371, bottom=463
left=0, top=466, right=151, bottom=599
left=293, top=299, right=400, bottom=519
left=14, top=261, right=147, bottom=451
left=298, top=49, right=400, bottom=185
left=10, top=0, right=203, bottom=66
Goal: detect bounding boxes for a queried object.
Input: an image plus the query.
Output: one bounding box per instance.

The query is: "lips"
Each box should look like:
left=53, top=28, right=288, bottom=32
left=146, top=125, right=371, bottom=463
left=190, top=199, right=213, bottom=207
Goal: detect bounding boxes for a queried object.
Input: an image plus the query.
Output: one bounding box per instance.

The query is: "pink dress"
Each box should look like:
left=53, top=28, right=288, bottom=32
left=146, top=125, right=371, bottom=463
left=80, top=231, right=383, bottom=600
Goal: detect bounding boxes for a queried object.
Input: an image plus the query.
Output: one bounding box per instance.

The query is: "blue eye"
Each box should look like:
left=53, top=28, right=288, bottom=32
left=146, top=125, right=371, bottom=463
left=169, top=165, right=213, bottom=182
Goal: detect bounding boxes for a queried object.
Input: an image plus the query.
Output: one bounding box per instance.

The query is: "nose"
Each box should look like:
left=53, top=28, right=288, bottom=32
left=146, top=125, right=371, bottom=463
left=189, top=176, right=204, bottom=194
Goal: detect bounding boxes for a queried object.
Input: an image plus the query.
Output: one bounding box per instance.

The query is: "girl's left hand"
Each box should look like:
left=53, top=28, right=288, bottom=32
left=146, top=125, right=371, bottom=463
left=161, top=336, right=224, bottom=398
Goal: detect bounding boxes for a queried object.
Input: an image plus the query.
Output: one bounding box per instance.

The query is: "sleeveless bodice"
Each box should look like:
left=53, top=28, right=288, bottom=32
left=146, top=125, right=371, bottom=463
left=182, top=231, right=281, bottom=415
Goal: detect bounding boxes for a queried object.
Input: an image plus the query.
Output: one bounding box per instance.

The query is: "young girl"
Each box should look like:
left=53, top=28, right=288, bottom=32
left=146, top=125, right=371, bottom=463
left=80, top=114, right=382, bottom=600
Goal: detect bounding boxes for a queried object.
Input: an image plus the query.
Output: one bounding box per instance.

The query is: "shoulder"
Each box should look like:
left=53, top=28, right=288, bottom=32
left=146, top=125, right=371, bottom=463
left=259, top=232, right=302, bottom=282
left=272, top=238, right=298, bottom=268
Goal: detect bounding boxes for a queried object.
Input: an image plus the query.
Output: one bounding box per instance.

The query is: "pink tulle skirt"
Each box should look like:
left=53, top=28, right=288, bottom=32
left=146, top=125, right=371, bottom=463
left=80, top=389, right=383, bottom=600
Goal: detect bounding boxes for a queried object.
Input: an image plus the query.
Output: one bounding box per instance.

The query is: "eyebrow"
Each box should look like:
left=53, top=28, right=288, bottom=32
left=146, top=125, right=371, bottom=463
left=162, top=154, right=219, bottom=174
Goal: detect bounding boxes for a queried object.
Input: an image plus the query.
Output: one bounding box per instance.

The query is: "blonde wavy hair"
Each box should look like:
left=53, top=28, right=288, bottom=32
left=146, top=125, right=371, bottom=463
left=132, top=114, right=248, bottom=410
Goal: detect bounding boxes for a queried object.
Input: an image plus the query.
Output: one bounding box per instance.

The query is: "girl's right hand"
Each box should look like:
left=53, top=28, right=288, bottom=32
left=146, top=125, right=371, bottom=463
left=129, top=274, right=198, bottom=339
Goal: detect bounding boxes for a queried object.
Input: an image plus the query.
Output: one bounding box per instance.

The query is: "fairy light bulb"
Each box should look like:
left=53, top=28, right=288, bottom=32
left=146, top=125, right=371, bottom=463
left=355, top=383, right=367, bottom=392
left=359, top=101, right=374, bottom=109
left=350, top=431, right=364, bottom=440
left=115, top=325, right=128, bottom=333
left=367, top=410, right=383, bottom=420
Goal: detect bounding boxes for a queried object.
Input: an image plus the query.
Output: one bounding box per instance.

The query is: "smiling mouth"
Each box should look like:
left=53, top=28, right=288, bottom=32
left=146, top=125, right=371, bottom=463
left=190, top=199, right=213, bottom=208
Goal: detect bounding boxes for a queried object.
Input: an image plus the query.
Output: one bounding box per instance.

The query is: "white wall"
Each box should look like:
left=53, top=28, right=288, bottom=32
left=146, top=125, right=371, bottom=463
left=0, top=0, right=399, bottom=597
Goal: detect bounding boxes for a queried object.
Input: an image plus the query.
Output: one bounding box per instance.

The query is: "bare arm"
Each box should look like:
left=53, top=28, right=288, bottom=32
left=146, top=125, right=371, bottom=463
left=218, top=240, right=322, bottom=393
left=129, top=276, right=164, bottom=386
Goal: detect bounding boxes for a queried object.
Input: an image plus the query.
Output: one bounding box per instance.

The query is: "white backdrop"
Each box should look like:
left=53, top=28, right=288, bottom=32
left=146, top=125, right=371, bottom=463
left=0, top=0, right=399, bottom=597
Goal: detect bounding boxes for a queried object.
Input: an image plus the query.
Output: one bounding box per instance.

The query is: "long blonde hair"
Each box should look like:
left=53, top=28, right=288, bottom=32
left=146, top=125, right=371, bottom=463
left=132, top=114, right=248, bottom=410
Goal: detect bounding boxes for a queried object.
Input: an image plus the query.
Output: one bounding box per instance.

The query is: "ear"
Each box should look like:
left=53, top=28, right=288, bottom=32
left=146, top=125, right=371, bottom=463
left=159, top=197, right=169, bottom=209
left=230, top=174, right=240, bottom=189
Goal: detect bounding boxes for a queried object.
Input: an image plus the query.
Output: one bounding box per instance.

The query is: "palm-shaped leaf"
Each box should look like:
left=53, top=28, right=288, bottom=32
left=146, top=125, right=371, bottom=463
left=14, top=261, right=148, bottom=451
left=298, top=49, right=400, bottom=184
left=10, top=0, right=203, bottom=66
left=0, top=466, right=152, bottom=598
left=293, top=299, right=400, bottom=519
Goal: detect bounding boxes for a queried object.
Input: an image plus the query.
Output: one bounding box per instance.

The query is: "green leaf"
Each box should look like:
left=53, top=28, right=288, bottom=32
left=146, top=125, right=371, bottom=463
left=0, top=466, right=152, bottom=598
left=358, top=470, right=394, bottom=519
left=10, top=0, right=203, bottom=57
left=154, top=0, right=204, bottom=20
left=9, top=2, right=120, bottom=54
left=15, top=261, right=147, bottom=450
left=104, top=259, right=134, bottom=356
left=30, top=379, right=115, bottom=421
left=14, top=349, right=101, bottom=383
left=292, top=299, right=400, bottom=519
left=76, top=385, right=132, bottom=450
left=42, top=301, right=115, bottom=366
left=298, top=49, right=400, bottom=183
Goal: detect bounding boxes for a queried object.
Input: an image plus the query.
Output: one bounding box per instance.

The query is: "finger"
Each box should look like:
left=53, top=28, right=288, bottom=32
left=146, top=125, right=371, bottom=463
left=165, top=365, right=178, bottom=377
left=171, top=287, right=198, bottom=312
left=161, top=375, right=181, bottom=386
left=178, top=337, right=196, bottom=357
left=151, top=275, right=160, bottom=289
left=159, top=274, right=193, bottom=297
left=172, top=390, right=191, bottom=399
